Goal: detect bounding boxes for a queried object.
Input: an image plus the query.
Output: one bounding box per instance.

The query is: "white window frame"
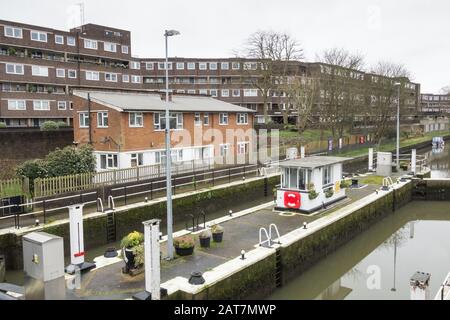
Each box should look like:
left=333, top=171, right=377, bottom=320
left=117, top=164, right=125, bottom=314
left=57, top=101, right=67, bottom=110
left=221, top=62, right=229, bottom=70
left=194, top=113, right=202, bottom=126
left=244, top=89, right=258, bottom=97
left=129, top=112, right=144, bottom=127
left=56, top=68, right=65, bottom=78
left=221, top=89, right=230, bottom=98
left=130, top=153, right=144, bottom=167
left=219, top=113, right=229, bottom=125
left=86, top=71, right=100, bottom=81
left=158, top=62, right=172, bottom=70
left=187, top=62, right=196, bottom=70
left=105, top=72, right=118, bottom=82
left=6, top=63, right=24, bottom=75
left=68, top=69, right=77, bottom=79
left=199, top=62, right=207, bottom=70
left=153, top=112, right=183, bottom=130
left=79, top=112, right=89, bottom=128
left=203, top=113, right=210, bottom=126
left=220, top=144, right=230, bottom=157
left=32, top=66, right=49, bottom=77
left=31, top=30, right=47, bottom=42
left=121, top=45, right=129, bottom=54
left=84, top=39, right=98, bottom=50
left=232, top=89, right=241, bottom=97
left=130, top=61, right=140, bottom=70
left=54, top=35, right=64, bottom=44
left=199, top=89, right=208, bottom=95
left=131, top=75, right=141, bottom=83
left=97, top=112, right=109, bottom=128
left=7, top=100, right=26, bottom=111
left=146, top=62, right=154, bottom=70
left=176, top=62, right=185, bottom=70
left=237, top=113, right=248, bottom=125
left=33, top=100, right=50, bottom=111
left=100, top=154, right=118, bottom=170
left=323, top=165, right=332, bottom=186
left=122, top=74, right=130, bottom=83
left=209, top=62, right=218, bottom=70
left=232, top=62, right=240, bottom=70
left=4, top=26, right=23, bottom=39
left=67, top=36, right=76, bottom=46
left=238, top=142, right=249, bottom=155
left=104, top=42, right=117, bottom=53
left=210, top=89, right=218, bottom=97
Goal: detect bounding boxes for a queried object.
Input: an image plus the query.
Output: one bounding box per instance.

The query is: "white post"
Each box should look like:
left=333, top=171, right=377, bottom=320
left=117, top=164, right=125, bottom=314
left=144, top=219, right=161, bottom=300
left=69, top=204, right=85, bottom=266
left=368, top=148, right=374, bottom=172
left=300, top=146, right=305, bottom=159
left=410, top=272, right=431, bottom=300
left=411, top=149, right=417, bottom=174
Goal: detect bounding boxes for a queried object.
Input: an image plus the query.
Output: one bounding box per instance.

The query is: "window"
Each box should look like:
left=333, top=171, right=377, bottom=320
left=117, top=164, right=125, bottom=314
left=237, top=113, right=248, bottom=124
left=187, top=62, right=196, bottom=70
left=130, top=61, right=141, bottom=70
left=221, top=62, right=229, bottom=70
left=221, top=90, right=230, bottom=97
left=244, top=62, right=258, bottom=70
left=158, top=62, right=172, bottom=70
left=199, top=89, right=208, bottom=95
left=155, top=150, right=183, bottom=165
left=244, top=89, right=258, bottom=97
left=97, top=112, right=109, bottom=128
left=231, top=89, right=240, bottom=97
left=33, top=100, right=50, bottom=111
left=282, top=168, right=311, bottom=190
left=209, top=62, right=217, bottom=70
left=68, top=70, right=77, bottom=79
left=129, top=112, right=143, bottom=127
left=79, top=113, right=89, bottom=127
left=31, top=31, right=47, bottom=42
left=105, top=73, right=118, bottom=82
left=203, top=113, right=209, bottom=126
left=7, top=100, right=26, bottom=110
left=32, top=66, right=49, bottom=77
left=100, top=154, right=118, bottom=169
left=84, top=39, right=98, bottom=49
left=55, top=35, right=64, bottom=44
left=210, top=89, right=218, bottom=97
left=323, top=165, right=332, bottom=186
left=232, top=62, right=240, bottom=70
left=131, top=75, right=141, bottom=83
left=176, top=62, right=185, bottom=70
left=194, top=113, right=201, bottom=126
left=219, top=113, right=228, bottom=125
left=86, top=71, right=100, bottom=81
left=69, top=101, right=74, bottom=110
left=154, top=112, right=183, bottom=130
left=104, top=42, right=117, bottom=52
left=56, top=68, right=65, bottom=78
left=220, top=144, right=230, bottom=157
left=4, top=26, right=22, bottom=39
left=199, top=62, right=207, bottom=70
left=238, top=142, right=249, bottom=155
left=121, top=45, right=129, bottom=54
left=187, top=90, right=196, bottom=94
left=57, top=101, right=67, bottom=110
left=146, top=62, right=154, bottom=70
left=6, top=63, right=24, bottom=75
left=67, top=36, right=76, bottom=46
left=130, top=153, right=144, bottom=167
left=122, top=74, right=130, bottom=83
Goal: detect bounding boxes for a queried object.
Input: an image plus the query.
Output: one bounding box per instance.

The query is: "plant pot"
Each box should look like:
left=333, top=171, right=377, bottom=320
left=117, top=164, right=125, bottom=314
left=175, top=246, right=194, bottom=256
left=199, top=237, right=211, bottom=248
left=212, top=232, right=223, bottom=243
left=124, top=248, right=135, bottom=271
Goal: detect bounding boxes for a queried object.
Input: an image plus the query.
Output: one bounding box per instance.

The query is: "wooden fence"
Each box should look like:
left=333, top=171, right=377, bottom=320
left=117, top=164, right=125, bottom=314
left=0, top=178, right=29, bottom=198
left=34, top=159, right=213, bottom=198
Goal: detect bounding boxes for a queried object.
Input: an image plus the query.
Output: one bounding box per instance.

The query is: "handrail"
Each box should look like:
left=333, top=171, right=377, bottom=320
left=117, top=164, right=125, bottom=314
left=259, top=227, right=271, bottom=247
left=108, top=195, right=115, bottom=211
left=97, top=198, right=104, bottom=213
left=269, top=224, right=281, bottom=245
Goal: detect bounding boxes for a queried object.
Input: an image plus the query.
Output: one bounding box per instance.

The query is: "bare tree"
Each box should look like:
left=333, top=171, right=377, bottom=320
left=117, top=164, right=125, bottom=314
left=237, top=30, right=304, bottom=124
left=369, top=61, right=411, bottom=145
left=282, top=76, right=318, bottom=132
left=315, top=48, right=366, bottom=137
left=440, top=86, right=450, bottom=95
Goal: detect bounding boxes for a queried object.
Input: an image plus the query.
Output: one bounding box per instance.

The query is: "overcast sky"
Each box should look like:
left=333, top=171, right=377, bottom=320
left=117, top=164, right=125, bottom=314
left=1, top=0, right=449, bottom=93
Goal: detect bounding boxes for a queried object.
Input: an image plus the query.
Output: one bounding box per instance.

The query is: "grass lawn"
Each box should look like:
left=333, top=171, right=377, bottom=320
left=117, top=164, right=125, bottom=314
left=273, top=129, right=335, bottom=142
left=359, top=175, right=385, bottom=186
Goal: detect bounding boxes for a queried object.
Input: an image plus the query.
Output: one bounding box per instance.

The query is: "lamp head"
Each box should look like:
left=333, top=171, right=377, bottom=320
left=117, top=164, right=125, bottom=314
left=165, top=30, right=180, bottom=37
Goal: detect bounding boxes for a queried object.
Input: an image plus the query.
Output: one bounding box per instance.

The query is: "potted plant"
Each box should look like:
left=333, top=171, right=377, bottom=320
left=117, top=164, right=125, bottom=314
left=199, top=230, right=212, bottom=248
left=325, top=188, right=334, bottom=198
left=120, top=231, right=144, bottom=272
left=340, top=180, right=351, bottom=189
left=174, top=235, right=195, bottom=256
left=308, top=189, right=319, bottom=200
left=211, top=224, right=224, bottom=243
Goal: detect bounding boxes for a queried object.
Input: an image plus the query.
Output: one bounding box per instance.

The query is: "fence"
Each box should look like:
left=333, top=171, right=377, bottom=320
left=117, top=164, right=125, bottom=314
left=0, top=178, right=28, bottom=198
left=34, top=159, right=213, bottom=198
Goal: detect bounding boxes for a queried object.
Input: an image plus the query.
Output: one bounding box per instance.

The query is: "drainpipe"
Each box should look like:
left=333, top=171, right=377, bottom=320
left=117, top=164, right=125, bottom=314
left=88, top=93, right=92, bottom=144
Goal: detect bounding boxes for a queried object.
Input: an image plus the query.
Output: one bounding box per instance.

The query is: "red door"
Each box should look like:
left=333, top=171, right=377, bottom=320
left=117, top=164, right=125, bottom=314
left=284, top=192, right=301, bottom=209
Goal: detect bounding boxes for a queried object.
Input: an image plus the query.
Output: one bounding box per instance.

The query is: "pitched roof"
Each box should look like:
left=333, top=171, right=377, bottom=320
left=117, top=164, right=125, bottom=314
left=279, top=156, right=352, bottom=169
left=73, top=90, right=256, bottom=113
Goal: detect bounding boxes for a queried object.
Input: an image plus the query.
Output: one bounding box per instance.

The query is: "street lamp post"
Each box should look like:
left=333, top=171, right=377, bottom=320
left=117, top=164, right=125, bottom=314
left=164, top=29, right=180, bottom=260
left=394, top=82, right=401, bottom=170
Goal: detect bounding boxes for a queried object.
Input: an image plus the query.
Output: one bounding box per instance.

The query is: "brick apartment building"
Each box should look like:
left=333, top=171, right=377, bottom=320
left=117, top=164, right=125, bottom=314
left=420, top=93, right=450, bottom=114
left=72, top=90, right=255, bottom=171
left=0, top=19, right=422, bottom=128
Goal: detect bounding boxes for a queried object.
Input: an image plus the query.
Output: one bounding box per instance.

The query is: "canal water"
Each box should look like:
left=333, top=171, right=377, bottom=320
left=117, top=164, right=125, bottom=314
left=269, top=146, right=450, bottom=300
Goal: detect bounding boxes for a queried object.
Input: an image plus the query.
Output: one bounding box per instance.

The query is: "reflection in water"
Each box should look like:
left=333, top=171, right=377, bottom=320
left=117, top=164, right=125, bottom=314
left=268, top=201, right=450, bottom=300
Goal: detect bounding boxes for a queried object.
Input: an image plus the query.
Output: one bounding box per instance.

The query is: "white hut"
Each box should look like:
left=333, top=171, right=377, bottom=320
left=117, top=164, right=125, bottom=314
left=276, top=156, right=351, bottom=213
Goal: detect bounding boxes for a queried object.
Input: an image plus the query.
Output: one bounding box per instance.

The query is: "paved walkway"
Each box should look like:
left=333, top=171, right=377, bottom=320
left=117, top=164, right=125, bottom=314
left=67, top=184, right=378, bottom=300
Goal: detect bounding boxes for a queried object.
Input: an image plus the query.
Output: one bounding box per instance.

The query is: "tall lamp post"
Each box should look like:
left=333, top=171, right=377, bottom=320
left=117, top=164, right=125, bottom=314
left=164, top=29, right=180, bottom=260
left=394, top=82, right=401, bottom=170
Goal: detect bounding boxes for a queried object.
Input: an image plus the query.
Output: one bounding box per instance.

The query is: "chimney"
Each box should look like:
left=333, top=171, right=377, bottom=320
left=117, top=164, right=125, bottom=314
left=161, top=91, right=172, bottom=102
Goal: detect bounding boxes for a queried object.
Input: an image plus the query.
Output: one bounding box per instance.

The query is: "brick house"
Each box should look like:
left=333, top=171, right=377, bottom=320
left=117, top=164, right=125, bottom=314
left=72, top=90, right=256, bottom=171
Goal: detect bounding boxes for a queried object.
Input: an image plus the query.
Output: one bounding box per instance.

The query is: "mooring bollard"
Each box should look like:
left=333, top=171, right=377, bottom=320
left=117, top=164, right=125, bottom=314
left=229, top=210, right=233, bottom=217
left=241, top=250, right=246, bottom=260
left=303, top=222, right=308, bottom=230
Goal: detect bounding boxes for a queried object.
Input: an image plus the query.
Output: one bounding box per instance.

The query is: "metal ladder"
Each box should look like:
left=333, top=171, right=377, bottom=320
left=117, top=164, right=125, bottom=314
left=105, top=196, right=116, bottom=243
